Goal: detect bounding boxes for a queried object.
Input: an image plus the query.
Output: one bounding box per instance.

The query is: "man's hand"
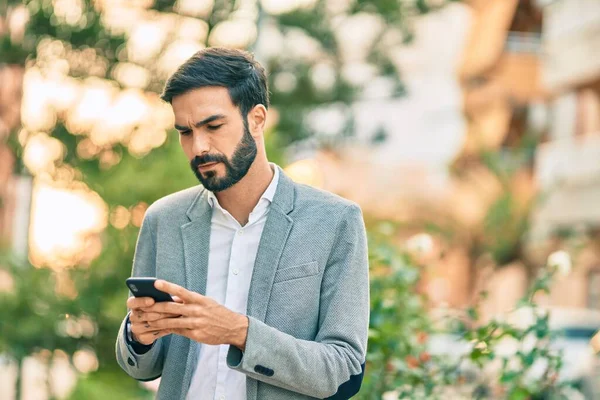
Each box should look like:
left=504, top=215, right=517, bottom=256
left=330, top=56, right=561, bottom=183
left=127, top=296, right=181, bottom=345
left=143, top=280, right=249, bottom=350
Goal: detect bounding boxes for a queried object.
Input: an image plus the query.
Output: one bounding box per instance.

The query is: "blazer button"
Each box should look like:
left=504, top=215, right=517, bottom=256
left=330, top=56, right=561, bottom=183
left=254, top=365, right=273, bottom=376
left=127, top=357, right=135, bottom=366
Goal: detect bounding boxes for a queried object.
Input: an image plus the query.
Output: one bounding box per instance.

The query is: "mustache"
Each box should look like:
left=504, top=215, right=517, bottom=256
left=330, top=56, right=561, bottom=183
left=191, top=154, right=227, bottom=169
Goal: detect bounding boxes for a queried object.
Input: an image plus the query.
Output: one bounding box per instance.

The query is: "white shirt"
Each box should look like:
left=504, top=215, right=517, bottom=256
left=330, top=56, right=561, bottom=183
left=186, top=165, right=279, bottom=400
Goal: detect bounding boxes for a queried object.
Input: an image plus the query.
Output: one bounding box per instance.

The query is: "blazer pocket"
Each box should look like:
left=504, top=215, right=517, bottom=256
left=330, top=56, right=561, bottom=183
left=273, top=261, right=319, bottom=284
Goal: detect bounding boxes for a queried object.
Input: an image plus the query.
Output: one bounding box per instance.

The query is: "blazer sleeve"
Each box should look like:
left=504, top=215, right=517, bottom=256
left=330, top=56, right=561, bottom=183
left=227, top=204, right=370, bottom=399
left=115, top=210, right=167, bottom=381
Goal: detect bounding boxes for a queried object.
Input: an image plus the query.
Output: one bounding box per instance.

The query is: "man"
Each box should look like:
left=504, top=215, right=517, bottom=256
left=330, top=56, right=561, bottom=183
left=115, top=47, right=369, bottom=400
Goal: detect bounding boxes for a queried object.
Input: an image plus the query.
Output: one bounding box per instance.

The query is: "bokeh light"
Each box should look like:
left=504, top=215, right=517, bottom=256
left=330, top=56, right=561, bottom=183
left=72, top=349, right=99, bottom=374
left=29, top=182, right=108, bottom=268
left=284, top=159, right=324, bottom=188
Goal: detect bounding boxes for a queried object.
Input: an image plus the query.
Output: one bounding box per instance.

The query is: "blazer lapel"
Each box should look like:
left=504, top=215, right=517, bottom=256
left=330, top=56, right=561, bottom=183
left=180, top=188, right=212, bottom=396
left=247, top=168, right=296, bottom=322
left=181, top=188, right=212, bottom=296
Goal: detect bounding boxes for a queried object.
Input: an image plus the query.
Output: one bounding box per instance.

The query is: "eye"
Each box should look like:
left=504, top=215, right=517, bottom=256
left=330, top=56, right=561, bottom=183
left=179, top=130, right=192, bottom=136
left=207, top=124, right=223, bottom=131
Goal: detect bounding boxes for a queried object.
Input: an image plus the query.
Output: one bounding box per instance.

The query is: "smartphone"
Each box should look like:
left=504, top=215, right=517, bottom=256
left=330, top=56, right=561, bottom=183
left=126, top=277, right=173, bottom=302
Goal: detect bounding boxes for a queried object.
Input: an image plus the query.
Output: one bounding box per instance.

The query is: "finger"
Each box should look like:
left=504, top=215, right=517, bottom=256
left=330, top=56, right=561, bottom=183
left=149, top=317, right=196, bottom=330
left=172, top=296, right=184, bottom=304
left=167, top=328, right=190, bottom=338
left=129, top=311, right=143, bottom=323
left=132, top=333, right=155, bottom=346
left=127, top=296, right=155, bottom=310
left=136, top=330, right=171, bottom=345
left=145, top=301, right=187, bottom=316
left=148, top=311, right=182, bottom=321
left=155, top=280, right=201, bottom=304
left=130, top=309, right=157, bottom=323
left=131, top=322, right=165, bottom=338
left=132, top=311, right=178, bottom=322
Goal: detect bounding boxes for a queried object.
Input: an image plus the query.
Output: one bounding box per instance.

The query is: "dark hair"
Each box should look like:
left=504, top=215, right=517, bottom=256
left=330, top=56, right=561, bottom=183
left=160, top=47, right=269, bottom=117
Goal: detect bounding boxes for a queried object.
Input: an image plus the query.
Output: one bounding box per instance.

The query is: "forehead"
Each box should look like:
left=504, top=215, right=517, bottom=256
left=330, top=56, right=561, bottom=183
left=171, top=86, right=237, bottom=120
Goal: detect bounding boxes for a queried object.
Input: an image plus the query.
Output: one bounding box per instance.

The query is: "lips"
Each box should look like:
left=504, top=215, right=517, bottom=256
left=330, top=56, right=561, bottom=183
left=197, top=162, right=218, bottom=170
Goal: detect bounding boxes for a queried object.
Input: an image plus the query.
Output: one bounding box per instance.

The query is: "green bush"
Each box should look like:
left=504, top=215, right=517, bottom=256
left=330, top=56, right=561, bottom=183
left=360, top=222, right=581, bottom=400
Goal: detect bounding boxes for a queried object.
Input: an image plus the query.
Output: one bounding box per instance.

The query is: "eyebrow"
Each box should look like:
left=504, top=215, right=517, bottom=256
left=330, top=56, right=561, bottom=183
left=174, top=114, right=226, bottom=131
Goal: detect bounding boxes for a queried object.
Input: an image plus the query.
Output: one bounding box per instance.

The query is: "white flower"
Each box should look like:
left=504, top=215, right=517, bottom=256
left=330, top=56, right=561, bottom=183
left=547, top=250, right=572, bottom=276
left=506, top=356, right=521, bottom=371
left=521, top=333, right=538, bottom=353
left=405, top=233, right=434, bottom=256
left=383, top=390, right=399, bottom=400
left=524, top=358, right=549, bottom=382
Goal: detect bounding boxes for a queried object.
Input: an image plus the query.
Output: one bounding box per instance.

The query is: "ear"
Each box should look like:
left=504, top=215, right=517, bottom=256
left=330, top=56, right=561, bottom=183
left=247, top=105, right=267, bottom=138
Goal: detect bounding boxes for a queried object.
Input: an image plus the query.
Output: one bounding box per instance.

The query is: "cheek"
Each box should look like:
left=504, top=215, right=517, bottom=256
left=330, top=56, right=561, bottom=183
left=179, top=136, right=193, bottom=159
left=222, top=128, right=244, bottom=153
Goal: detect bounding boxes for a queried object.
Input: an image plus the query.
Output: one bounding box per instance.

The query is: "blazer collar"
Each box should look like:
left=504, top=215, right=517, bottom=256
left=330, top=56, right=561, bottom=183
left=270, top=165, right=295, bottom=215
left=185, top=164, right=295, bottom=221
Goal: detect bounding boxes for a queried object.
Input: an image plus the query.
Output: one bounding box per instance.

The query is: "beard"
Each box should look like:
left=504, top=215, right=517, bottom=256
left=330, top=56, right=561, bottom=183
left=189, top=122, right=258, bottom=192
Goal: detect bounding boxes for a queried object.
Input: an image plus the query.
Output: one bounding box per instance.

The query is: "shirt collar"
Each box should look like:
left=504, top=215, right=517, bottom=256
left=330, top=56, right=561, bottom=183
left=262, top=163, right=279, bottom=203
left=207, top=163, right=279, bottom=209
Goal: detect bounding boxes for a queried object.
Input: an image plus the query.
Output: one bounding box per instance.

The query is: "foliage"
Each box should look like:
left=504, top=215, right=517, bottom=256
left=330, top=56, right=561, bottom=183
left=0, top=254, right=93, bottom=359
left=477, top=139, right=537, bottom=267
left=359, top=221, right=579, bottom=400
left=0, top=251, right=101, bottom=399
left=359, top=224, right=458, bottom=399
left=68, top=369, right=153, bottom=400
left=440, top=132, right=539, bottom=271
left=1, top=0, right=125, bottom=68
left=454, top=263, right=572, bottom=400
left=264, top=0, right=458, bottom=147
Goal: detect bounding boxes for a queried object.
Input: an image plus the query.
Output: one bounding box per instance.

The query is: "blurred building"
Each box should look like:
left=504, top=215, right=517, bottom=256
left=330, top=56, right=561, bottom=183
left=461, top=0, right=600, bottom=315
left=0, top=64, right=29, bottom=257
left=459, top=0, right=544, bottom=315
left=311, top=2, right=470, bottom=219
left=304, top=0, right=600, bottom=315
left=0, top=141, right=16, bottom=248
left=0, top=65, right=19, bottom=248
left=531, top=0, right=600, bottom=310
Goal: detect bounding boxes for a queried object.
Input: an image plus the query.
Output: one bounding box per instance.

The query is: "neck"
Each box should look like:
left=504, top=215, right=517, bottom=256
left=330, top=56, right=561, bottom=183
left=214, top=155, right=274, bottom=226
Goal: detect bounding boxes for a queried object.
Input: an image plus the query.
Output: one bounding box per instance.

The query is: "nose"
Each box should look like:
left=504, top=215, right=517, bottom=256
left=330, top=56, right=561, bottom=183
left=191, top=131, right=210, bottom=156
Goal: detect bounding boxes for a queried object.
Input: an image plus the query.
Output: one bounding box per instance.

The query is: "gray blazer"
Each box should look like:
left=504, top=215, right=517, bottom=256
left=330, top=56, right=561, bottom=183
left=115, top=167, right=370, bottom=399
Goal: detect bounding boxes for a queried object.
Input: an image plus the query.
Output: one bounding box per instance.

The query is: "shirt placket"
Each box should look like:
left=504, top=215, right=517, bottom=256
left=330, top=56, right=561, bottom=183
left=214, top=222, right=245, bottom=400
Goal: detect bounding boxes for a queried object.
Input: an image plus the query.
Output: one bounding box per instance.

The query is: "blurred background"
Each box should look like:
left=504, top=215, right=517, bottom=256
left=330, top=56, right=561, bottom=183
left=1, top=0, right=600, bottom=399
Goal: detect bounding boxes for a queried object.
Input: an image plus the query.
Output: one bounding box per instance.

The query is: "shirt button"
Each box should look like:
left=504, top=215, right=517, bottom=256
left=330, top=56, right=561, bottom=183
left=219, top=396, right=225, bottom=400
left=233, top=269, right=239, bottom=275
left=238, top=229, right=244, bottom=235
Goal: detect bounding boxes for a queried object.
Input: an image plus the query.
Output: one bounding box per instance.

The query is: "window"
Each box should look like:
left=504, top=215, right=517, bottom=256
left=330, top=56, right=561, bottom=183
left=588, top=269, right=600, bottom=309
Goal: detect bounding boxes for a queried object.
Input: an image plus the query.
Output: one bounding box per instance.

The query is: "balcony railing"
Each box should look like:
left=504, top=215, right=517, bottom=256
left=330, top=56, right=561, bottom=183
left=505, top=32, right=542, bottom=54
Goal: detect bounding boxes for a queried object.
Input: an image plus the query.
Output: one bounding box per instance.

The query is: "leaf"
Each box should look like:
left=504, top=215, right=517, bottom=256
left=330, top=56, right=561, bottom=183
left=501, top=370, right=520, bottom=383
left=508, top=387, right=531, bottom=400
left=467, top=307, right=479, bottom=321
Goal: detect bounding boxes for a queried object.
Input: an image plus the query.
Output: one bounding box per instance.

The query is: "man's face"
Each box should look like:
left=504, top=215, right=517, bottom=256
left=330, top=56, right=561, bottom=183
left=172, top=87, right=257, bottom=192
